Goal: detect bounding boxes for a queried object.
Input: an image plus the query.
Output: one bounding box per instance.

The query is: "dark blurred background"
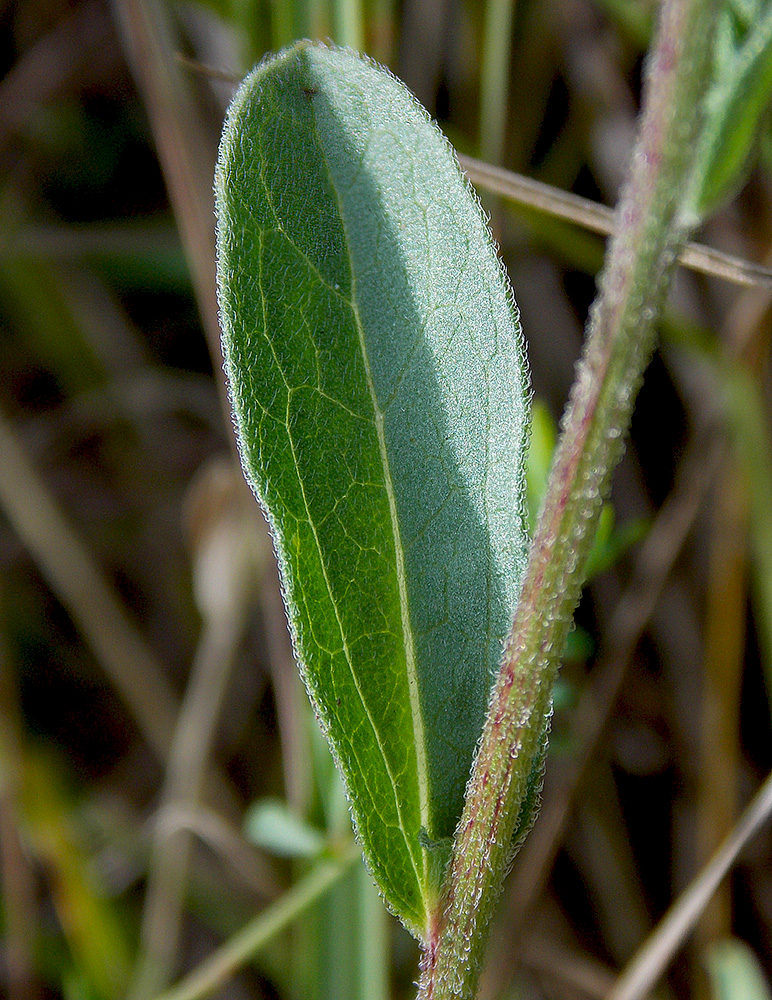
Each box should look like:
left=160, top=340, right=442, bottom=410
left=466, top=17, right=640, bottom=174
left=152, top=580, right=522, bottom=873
left=2, top=1, right=772, bottom=998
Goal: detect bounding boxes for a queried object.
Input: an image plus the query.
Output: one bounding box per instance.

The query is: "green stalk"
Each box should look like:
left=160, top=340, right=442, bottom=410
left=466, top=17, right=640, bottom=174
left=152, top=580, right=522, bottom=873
left=417, top=0, right=721, bottom=996
left=722, top=363, right=772, bottom=710
left=332, top=0, right=365, bottom=50
left=479, top=0, right=517, bottom=165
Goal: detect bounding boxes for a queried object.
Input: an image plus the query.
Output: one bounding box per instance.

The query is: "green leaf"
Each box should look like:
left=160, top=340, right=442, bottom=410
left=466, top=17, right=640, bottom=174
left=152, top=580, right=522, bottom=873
left=683, top=0, right=772, bottom=224
left=244, top=798, right=326, bottom=858
left=721, top=361, right=772, bottom=714
left=215, top=41, right=530, bottom=937
left=526, top=399, right=646, bottom=583
left=706, top=938, right=772, bottom=1000
left=582, top=506, right=648, bottom=581
left=526, top=398, right=557, bottom=533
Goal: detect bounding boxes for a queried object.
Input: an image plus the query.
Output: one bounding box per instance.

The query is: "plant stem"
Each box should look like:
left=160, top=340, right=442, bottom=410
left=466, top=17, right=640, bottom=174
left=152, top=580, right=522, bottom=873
left=479, top=0, right=517, bottom=166
left=0, top=409, right=178, bottom=760
left=608, top=767, right=772, bottom=1000
left=417, top=0, right=721, bottom=996
left=457, top=155, right=772, bottom=289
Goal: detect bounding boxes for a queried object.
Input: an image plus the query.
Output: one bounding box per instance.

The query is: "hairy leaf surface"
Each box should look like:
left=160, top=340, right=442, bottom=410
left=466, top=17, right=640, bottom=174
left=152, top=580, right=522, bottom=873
left=215, top=42, right=530, bottom=937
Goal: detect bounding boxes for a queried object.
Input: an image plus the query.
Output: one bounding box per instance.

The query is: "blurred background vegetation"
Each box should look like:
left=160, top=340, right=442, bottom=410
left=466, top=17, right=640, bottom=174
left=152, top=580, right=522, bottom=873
left=2, top=0, right=772, bottom=998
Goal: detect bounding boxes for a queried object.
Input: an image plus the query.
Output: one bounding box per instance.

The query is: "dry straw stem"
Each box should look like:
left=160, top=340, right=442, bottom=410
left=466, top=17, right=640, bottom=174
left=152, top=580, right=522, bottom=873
left=131, top=463, right=271, bottom=1000
left=607, top=767, right=772, bottom=1000
left=130, top=618, right=250, bottom=1000
left=111, top=0, right=219, bottom=353
left=0, top=411, right=178, bottom=760
left=459, top=156, right=772, bottom=290
left=418, top=0, right=722, bottom=996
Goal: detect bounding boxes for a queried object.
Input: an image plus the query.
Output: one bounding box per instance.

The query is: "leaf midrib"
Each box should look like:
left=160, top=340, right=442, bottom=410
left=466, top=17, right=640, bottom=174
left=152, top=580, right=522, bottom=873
left=350, top=290, right=432, bottom=856
left=281, top=399, right=426, bottom=893
left=307, top=101, right=433, bottom=894
left=255, top=225, right=426, bottom=904
left=251, top=116, right=432, bottom=924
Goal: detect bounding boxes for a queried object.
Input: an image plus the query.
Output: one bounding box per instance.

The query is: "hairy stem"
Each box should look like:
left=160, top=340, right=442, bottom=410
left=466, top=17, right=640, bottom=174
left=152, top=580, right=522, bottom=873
left=417, top=0, right=721, bottom=996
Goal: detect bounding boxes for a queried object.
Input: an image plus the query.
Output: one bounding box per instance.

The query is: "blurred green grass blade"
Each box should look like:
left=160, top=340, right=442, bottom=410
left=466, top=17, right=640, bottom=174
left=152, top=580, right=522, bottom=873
left=480, top=0, right=517, bottom=164
left=156, top=846, right=359, bottom=1000
left=706, top=938, right=772, bottom=1000
left=526, top=398, right=645, bottom=584
left=291, top=740, right=356, bottom=1000
left=367, top=0, right=396, bottom=64
left=216, top=42, right=530, bottom=936
left=319, top=866, right=359, bottom=1000
left=0, top=257, right=106, bottom=394
left=721, top=363, right=772, bottom=711
left=332, top=0, right=364, bottom=50
left=268, top=1, right=294, bottom=51
left=301, top=830, right=389, bottom=1000
left=20, top=752, right=132, bottom=1000
left=282, top=0, right=328, bottom=43
left=526, top=398, right=557, bottom=532
left=197, top=0, right=272, bottom=67
left=683, top=0, right=772, bottom=224
left=582, top=509, right=649, bottom=581
left=306, top=854, right=389, bottom=1000
left=322, top=751, right=390, bottom=1000
left=589, top=0, right=653, bottom=48
left=356, top=861, right=390, bottom=1000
